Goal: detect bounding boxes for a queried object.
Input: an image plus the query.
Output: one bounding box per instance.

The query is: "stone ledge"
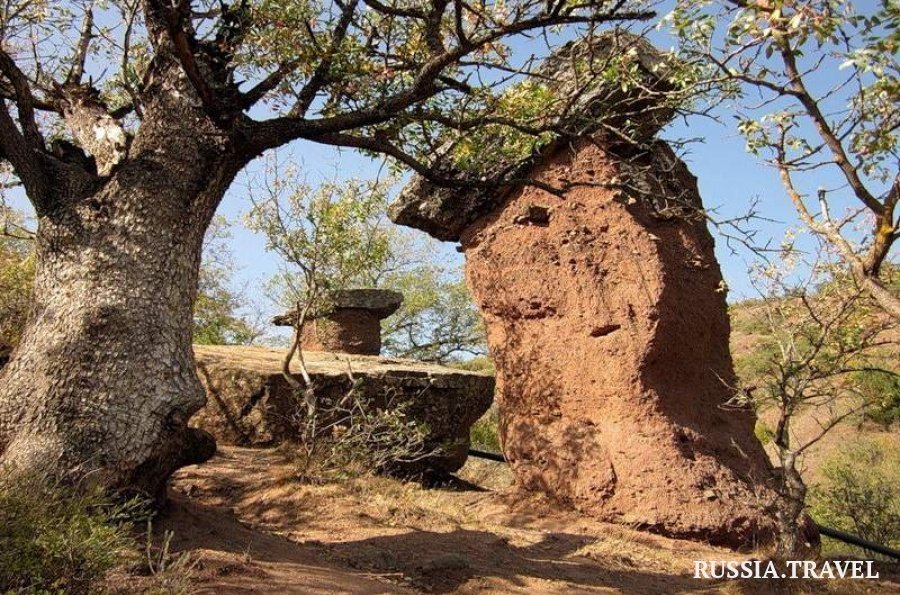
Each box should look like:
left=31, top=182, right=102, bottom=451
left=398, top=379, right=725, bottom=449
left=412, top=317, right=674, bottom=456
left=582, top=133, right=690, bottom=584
left=190, top=345, right=494, bottom=475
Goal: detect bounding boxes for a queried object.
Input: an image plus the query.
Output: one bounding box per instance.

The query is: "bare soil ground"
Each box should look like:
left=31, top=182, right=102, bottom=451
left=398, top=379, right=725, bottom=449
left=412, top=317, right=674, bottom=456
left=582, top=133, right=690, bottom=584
left=160, top=447, right=898, bottom=594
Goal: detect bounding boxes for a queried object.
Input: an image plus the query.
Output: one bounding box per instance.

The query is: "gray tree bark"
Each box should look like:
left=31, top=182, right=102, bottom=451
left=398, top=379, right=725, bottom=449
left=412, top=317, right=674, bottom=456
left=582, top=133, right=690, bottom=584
left=0, top=63, right=246, bottom=499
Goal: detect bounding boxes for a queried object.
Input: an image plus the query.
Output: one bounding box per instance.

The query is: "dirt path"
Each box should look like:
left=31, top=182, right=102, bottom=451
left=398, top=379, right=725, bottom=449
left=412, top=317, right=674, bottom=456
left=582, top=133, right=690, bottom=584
left=160, top=495, right=408, bottom=594
left=160, top=447, right=897, bottom=594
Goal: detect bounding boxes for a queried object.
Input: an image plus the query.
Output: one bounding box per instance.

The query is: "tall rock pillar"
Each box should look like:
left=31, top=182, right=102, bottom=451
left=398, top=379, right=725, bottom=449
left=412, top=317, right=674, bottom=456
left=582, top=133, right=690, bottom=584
left=389, top=32, right=775, bottom=548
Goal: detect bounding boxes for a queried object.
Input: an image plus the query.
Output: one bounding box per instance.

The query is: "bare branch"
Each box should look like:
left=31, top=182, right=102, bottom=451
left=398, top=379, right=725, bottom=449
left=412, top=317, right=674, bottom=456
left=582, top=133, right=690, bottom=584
left=0, top=48, right=45, bottom=149
left=775, top=40, right=883, bottom=217
left=66, top=3, right=95, bottom=86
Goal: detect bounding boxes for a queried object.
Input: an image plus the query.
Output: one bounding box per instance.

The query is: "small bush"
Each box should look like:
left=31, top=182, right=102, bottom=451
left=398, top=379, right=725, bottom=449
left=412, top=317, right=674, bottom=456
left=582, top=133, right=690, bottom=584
left=810, top=437, right=900, bottom=557
left=0, top=475, right=137, bottom=594
left=855, top=369, right=900, bottom=427
left=293, top=388, right=441, bottom=481
left=450, top=356, right=495, bottom=374
left=754, top=420, right=774, bottom=446
left=131, top=523, right=197, bottom=595
left=470, top=406, right=501, bottom=453
left=733, top=337, right=781, bottom=386
left=0, top=235, right=34, bottom=357
left=0, top=474, right=197, bottom=594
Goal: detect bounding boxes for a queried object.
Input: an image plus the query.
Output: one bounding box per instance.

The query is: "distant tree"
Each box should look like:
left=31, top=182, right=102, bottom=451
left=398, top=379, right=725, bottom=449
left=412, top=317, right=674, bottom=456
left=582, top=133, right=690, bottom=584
left=250, top=159, right=487, bottom=365
left=0, top=0, right=659, bottom=492
left=734, top=238, right=898, bottom=558
left=670, top=0, right=899, bottom=320
left=193, top=216, right=263, bottom=345
left=245, top=164, right=392, bottom=416
left=381, top=269, right=487, bottom=364
left=0, top=203, right=32, bottom=364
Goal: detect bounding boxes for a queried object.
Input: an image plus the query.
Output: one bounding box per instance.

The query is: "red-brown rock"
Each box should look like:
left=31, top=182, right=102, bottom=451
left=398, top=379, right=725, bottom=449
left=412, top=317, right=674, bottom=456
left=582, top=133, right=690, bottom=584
left=388, top=32, right=776, bottom=548
left=455, top=138, right=773, bottom=547
left=299, top=310, right=383, bottom=355
left=273, top=289, right=404, bottom=356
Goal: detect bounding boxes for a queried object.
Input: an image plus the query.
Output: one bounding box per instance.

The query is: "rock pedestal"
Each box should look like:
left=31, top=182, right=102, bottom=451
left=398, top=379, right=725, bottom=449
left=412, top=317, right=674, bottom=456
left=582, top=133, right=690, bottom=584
left=273, top=289, right=403, bottom=356
left=388, top=32, right=775, bottom=547
left=463, top=139, right=771, bottom=546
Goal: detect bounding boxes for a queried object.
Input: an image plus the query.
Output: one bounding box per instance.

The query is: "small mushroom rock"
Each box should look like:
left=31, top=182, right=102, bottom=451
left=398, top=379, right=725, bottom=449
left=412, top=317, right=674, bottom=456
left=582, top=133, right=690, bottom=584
left=272, top=289, right=404, bottom=356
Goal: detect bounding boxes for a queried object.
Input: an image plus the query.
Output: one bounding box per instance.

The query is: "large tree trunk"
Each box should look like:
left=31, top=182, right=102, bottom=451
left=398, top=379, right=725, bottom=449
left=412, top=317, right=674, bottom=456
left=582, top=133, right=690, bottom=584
left=0, top=177, right=215, bottom=498
left=0, top=66, right=241, bottom=498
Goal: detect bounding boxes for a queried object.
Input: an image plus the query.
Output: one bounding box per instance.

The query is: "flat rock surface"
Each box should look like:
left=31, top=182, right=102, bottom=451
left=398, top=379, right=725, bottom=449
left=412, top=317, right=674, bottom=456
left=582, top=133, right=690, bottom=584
left=193, top=344, right=478, bottom=377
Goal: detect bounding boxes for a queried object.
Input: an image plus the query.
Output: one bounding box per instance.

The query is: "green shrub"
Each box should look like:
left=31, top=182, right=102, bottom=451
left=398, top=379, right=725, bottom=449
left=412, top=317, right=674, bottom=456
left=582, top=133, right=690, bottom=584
left=728, top=302, right=769, bottom=335
left=0, top=474, right=197, bottom=594
left=810, top=437, right=900, bottom=557
left=0, top=475, right=137, bottom=594
left=0, top=235, right=34, bottom=359
left=470, top=406, right=501, bottom=453
left=753, top=420, right=774, bottom=446
left=855, top=369, right=900, bottom=427
left=733, top=337, right=780, bottom=387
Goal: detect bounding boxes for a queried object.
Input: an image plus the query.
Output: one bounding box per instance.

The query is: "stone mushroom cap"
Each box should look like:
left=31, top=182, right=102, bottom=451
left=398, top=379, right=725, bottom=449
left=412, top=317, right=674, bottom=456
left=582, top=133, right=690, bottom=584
left=272, top=288, right=404, bottom=326
left=387, top=30, right=678, bottom=242
left=327, top=288, right=404, bottom=318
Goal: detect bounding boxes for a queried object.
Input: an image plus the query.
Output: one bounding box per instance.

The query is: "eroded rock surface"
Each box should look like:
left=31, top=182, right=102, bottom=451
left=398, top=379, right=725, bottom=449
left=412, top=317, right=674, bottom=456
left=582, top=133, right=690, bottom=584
left=297, top=311, right=384, bottom=355
left=388, top=32, right=775, bottom=547
left=191, top=345, right=494, bottom=474
left=460, top=139, right=773, bottom=547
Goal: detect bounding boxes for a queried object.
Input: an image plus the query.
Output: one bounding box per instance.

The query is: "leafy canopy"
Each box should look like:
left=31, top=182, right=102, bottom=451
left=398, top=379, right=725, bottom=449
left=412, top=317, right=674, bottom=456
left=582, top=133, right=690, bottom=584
left=194, top=216, right=262, bottom=345
left=667, top=0, right=899, bottom=319
left=0, top=0, right=662, bottom=216
left=244, top=164, right=393, bottom=313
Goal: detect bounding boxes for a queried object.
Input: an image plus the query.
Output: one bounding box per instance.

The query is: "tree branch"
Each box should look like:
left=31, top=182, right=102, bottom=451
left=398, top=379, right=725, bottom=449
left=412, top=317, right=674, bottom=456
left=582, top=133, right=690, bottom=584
left=247, top=4, right=654, bottom=151
left=0, top=101, right=49, bottom=207
left=775, top=38, right=882, bottom=216
left=0, top=49, right=45, bottom=149
left=66, top=4, right=95, bottom=86
left=775, top=127, right=900, bottom=321
left=143, top=0, right=223, bottom=119
left=290, top=0, right=360, bottom=118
